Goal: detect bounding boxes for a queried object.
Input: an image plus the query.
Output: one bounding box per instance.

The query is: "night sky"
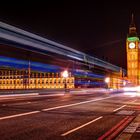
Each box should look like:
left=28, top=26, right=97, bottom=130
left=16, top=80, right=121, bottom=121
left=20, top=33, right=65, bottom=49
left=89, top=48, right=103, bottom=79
left=0, top=1, right=140, bottom=69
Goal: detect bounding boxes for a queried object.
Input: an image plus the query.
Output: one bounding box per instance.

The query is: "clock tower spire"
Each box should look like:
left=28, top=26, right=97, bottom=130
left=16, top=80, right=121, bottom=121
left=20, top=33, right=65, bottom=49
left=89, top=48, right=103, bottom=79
left=128, top=13, right=137, bottom=37
left=126, top=14, right=139, bottom=85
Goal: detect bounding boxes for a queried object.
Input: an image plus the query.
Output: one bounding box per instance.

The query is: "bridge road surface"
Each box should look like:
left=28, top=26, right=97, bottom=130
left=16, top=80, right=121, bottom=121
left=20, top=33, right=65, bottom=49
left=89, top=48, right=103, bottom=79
left=0, top=89, right=140, bottom=140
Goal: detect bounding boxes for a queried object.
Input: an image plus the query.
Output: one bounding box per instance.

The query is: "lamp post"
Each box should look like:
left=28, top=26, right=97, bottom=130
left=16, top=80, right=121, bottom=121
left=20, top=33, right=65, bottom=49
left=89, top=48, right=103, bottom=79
left=104, top=77, right=110, bottom=89
left=62, top=70, right=69, bottom=93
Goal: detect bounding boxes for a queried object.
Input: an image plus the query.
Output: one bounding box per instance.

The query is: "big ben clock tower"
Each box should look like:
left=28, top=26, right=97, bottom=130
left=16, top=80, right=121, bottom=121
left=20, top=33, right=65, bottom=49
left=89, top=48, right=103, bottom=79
left=126, top=14, right=140, bottom=85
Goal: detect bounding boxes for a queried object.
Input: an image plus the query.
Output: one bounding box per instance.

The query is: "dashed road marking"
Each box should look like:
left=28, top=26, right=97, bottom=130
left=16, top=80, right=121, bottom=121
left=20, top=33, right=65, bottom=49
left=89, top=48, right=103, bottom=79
left=0, top=111, right=40, bottom=120
left=42, top=96, right=117, bottom=111
left=0, top=95, right=116, bottom=120
left=61, top=116, right=103, bottom=136
left=113, top=105, right=126, bottom=112
left=131, top=99, right=137, bottom=103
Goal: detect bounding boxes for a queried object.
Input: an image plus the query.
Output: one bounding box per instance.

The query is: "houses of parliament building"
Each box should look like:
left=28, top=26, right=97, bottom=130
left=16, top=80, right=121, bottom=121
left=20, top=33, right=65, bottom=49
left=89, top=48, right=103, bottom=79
left=0, top=67, right=75, bottom=89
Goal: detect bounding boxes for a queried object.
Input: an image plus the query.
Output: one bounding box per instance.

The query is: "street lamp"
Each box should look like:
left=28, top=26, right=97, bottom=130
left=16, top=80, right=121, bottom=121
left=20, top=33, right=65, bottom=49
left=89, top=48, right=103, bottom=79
left=123, top=80, right=126, bottom=86
left=62, top=70, right=69, bottom=93
left=104, top=77, right=110, bottom=89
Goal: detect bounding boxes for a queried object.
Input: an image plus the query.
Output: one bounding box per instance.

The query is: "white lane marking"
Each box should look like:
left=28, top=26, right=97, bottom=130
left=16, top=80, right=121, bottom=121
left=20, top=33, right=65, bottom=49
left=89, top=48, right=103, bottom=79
left=0, top=111, right=40, bottom=120
left=113, top=105, right=126, bottom=112
left=42, top=96, right=114, bottom=111
left=0, top=95, right=117, bottom=121
left=61, top=116, right=103, bottom=136
left=131, top=99, right=137, bottom=103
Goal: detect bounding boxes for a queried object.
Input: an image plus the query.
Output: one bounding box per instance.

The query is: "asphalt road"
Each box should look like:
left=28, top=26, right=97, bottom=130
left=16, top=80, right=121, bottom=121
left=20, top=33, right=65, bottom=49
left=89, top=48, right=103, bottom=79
left=0, top=89, right=140, bottom=140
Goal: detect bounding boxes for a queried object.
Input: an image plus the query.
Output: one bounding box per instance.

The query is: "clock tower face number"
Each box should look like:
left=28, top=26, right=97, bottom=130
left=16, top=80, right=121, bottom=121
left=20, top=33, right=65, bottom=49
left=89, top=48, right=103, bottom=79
left=129, top=42, right=135, bottom=49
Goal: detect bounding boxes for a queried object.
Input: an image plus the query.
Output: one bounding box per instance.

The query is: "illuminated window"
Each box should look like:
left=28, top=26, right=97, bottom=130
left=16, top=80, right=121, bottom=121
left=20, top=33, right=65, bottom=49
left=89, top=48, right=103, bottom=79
left=127, top=63, right=131, bottom=68
left=132, top=63, right=134, bottom=68
left=132, top=54, right=133, bottom=60
left=132, top=70, right=135, bottom=75
left=128, top=55, right=130, bottom=60
left=135, top=63, right=137, bottom=68
left=134, top=55, right=136, bottom=60
left=133, top=54, right=135, bottom=60
left=131, top=54, right=133, bottom=60
left=135, top=70, right=137, bottom=76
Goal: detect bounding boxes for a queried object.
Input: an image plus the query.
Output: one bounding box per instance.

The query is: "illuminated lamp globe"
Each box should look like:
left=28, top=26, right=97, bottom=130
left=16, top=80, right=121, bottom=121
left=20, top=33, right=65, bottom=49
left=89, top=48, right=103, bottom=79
left=105, top=77, right=110, bottom=83
left=62, top=70, right=68, bottom=78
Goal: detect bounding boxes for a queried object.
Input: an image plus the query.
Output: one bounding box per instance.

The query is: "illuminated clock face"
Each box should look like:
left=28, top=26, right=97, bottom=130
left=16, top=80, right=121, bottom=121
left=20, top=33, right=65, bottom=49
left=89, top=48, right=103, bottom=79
left=129, top=42, right=135, bottom=49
